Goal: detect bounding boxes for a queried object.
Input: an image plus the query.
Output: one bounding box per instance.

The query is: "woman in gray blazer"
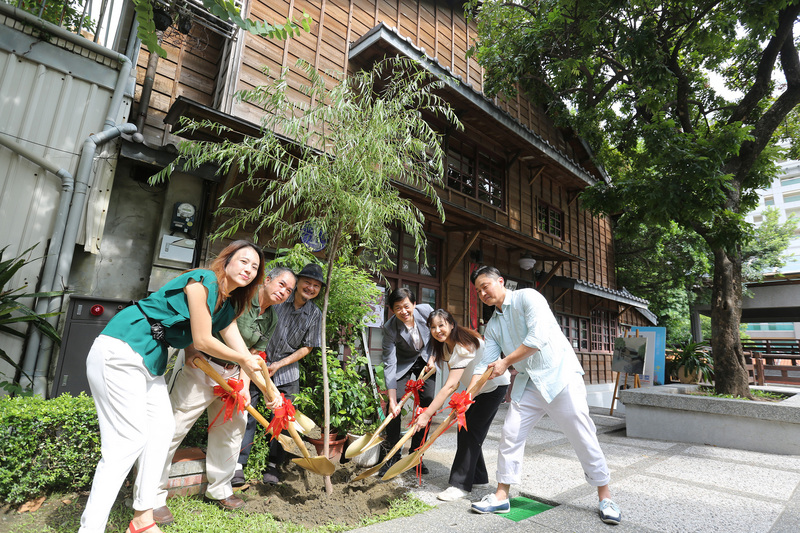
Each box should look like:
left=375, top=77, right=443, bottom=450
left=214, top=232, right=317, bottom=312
left=380, top=288, right=436, bottom=475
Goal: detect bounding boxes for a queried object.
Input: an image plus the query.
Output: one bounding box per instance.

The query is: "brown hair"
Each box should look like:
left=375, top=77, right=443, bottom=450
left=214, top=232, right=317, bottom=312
left=208, top=240, right=264, bottom=317
left=427, top=309, right=481, bottom=362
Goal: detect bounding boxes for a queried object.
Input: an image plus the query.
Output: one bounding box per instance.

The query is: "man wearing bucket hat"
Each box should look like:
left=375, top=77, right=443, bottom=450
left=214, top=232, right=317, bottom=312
left=233, top=263, right=324, bottom=486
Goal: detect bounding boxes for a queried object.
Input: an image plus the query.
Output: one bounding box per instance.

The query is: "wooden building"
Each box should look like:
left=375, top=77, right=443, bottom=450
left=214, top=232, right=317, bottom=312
left=0, top=1, right=654, bottom=396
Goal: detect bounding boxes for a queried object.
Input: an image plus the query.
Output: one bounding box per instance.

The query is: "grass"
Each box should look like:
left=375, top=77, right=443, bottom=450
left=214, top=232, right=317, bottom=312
left=694, top=386, right=790, bottom=402
left=2, top=492, right=431, bottom=533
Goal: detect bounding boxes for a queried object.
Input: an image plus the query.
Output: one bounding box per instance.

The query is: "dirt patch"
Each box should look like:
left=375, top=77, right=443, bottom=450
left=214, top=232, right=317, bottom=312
left=243, top=461, right=408, bottom=527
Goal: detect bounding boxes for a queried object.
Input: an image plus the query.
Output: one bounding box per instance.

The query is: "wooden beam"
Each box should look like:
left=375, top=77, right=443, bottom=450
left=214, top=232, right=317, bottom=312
left=568, top=190, right=581, bottom=206
left=506, top=150, right=521, bottom=170
left=536, top=260, right=564, bottom=291
left=552, top=287, right=571, bottom=304
left=619, top=304, right=632, bottom=316
left=443, top=224, right=484, bottom=233
left=528, top=165, right=545, bottom=186
left=443, top=230, right=481, bottom=282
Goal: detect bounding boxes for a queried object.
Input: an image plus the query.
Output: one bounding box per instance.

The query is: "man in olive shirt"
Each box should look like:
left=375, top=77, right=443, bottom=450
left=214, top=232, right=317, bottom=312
left=235, top=263, right=324, bottom=485
left=152, top=266, right=295, bottom=525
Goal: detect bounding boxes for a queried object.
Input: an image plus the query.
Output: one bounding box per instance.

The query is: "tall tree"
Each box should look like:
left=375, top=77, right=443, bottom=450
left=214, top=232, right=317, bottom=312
left=467, top=0, right=800, bottom=396
left=156, top=57, right=460, bottom=491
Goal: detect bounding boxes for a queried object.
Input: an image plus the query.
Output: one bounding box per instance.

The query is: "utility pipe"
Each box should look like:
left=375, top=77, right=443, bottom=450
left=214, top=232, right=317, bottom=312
left=0, top=3, right=139, bottom=395
left=32, top=123, right=137, bottom=395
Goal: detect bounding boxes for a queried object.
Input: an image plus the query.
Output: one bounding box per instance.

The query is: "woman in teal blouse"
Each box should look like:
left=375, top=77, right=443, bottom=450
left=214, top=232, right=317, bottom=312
left=79, top=240, right=269, bottom=533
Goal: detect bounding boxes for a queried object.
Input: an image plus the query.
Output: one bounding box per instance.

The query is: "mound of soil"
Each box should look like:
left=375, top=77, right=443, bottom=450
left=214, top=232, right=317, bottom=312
left=243, top=461, right=408, bottom=527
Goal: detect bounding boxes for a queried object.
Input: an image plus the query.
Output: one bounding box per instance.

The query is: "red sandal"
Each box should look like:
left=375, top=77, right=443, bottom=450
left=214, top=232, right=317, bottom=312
left=127, top=521, right=157, bottom=533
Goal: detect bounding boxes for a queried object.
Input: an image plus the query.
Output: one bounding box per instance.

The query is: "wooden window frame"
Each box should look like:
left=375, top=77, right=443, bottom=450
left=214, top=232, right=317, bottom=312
left=446, top=137, right=505, bottom=209
left=537, top=201, right=564, bottom=239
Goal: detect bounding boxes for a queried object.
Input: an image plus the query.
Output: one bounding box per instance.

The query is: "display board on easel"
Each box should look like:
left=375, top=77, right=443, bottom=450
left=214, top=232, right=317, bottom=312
left=609, top=333, right=649, bottom=415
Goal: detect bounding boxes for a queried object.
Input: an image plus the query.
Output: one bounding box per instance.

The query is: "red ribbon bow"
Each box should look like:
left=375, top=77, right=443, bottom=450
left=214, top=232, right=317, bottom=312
left=448, top=390, right=475, bottom=431
left=209, top=378, right=246, bottom=429
left=265, top=393, right=296, bottom=440
left=405, top=378, right=426, bottom=411
left=257, top=350, right=268, bottom=361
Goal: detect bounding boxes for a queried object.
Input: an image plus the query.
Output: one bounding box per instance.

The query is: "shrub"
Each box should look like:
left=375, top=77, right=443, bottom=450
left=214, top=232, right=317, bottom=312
left=0, top=393, right=101, bottom=504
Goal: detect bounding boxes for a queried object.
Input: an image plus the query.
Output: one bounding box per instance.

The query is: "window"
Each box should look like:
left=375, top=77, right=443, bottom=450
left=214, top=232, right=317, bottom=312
left=447, top=139, right=505, bottom=208
left=752, top=214, right=763, bottom=224
left=781, top=176, right=800, bottom=187
left=558, top=314, right=589, bottom=352
left=591, top=310, right=617, bottom=353
left=538, top=202, right=564, bottom=238
left=784, top=191, right=800, bottom=203
left=764, top=195, right=775, bottom=206
left=382, top=229, right=440, bottom=314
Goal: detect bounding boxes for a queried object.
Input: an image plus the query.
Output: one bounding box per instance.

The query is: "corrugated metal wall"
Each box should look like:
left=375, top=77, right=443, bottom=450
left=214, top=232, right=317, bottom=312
left=0, top=18, right=126, bottom=376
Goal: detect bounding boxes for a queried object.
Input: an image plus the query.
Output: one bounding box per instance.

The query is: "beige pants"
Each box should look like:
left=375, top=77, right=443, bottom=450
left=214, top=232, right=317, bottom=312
left=155, top=352, right=246, bottom=506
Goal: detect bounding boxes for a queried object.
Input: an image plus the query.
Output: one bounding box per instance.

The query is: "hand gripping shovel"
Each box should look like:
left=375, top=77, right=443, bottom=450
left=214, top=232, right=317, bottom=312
left=249, top=362, right=316, bottom=434
left=192, top=357, right=304, bottom=457
left=257, top=359, right=336, bottom=477
left=345, top=366, right=436, bottom=459
left=382, top=367, right=494, bottom=480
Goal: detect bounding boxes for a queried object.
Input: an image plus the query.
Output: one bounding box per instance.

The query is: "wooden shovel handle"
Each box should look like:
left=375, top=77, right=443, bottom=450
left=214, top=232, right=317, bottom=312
left=192, top=356, right=272, bottom=431
left=412, top=367, right=494, bottom=455
left=374, top=366, right=436, bottom=432
left=257, top=358, right=313, bottom=460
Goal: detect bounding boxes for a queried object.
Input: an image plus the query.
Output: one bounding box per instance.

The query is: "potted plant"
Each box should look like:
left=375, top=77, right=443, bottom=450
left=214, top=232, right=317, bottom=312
left=669, top=341, right=714, bottom=384
left=293, top=350, right=380, bottom=461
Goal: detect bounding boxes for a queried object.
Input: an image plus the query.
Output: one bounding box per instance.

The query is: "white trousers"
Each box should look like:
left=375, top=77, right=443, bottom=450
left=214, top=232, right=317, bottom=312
left=79, top=335, right=175, bottom=533
left=497, top=372, right=611, bottom=487
left=155, top=353, right=246, bottom=506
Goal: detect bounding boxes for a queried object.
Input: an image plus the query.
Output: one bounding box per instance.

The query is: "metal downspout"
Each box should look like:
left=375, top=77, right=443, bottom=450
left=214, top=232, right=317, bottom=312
left=0, top=136, right=75, bottom=389
left=0, top=3, right=139, bottom=395
left=32, top=124, right=137, bottom=395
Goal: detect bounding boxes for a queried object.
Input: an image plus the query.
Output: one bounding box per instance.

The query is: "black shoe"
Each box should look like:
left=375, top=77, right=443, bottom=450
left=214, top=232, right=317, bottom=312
left=262, top=466, right=280, bottom=484
left=231, top=469, right=245, bottom=487
left=378, top=455, right=399, bottom=477
left=417, top=460, right=429, bottom=475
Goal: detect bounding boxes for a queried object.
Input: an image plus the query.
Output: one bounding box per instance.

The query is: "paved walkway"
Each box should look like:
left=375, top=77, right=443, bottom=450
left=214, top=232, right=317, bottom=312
left=351, top=403, right=800, bottom=533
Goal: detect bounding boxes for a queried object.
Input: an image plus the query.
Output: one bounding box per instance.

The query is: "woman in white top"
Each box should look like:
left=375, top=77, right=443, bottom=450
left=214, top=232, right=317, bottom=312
left=413, top=309, right=510, bottom=501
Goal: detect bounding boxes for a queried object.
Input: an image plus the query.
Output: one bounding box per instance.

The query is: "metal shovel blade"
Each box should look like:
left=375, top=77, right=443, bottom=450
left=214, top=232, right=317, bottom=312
left=345, top=433, right=384, bottom=459
left=257, top=358, right=335, bottom=477
left=292, top=456, right=336, bottom=476
left=381, top=449, right=422, bottom=480
left=347, top=367, right=436, bottom=460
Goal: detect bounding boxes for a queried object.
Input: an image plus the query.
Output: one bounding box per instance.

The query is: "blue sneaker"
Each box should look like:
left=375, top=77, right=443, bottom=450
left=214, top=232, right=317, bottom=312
left=470, top=493, right=510, bottom=514
left=598, top=498, right=621, bottom=525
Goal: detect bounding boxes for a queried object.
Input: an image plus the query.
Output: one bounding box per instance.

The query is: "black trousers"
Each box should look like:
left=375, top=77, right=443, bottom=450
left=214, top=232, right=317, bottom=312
left=449, top=384, right=508, bottom=491
left=237, top=379, right=299, bottom=467
left=385, top=356, right=435, bottom=455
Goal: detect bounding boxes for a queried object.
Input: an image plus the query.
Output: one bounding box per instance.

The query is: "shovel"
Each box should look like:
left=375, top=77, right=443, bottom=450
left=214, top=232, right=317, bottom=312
left=257, top=358, right=336, bottom=477
left=192, top=357, right=304, bottom=457
left=352, top=427, right=417, bottom=482
left=345, top=366, right=436, bottom=459
left=382, top=367, right=494, bottom=480
left=249, top=365, right=316, bottom=434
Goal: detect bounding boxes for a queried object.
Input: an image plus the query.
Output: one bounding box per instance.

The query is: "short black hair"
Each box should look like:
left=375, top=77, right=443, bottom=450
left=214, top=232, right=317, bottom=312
left=470, top=265, right=502, bottom=285
left=387, top=287, right=416, bottom=308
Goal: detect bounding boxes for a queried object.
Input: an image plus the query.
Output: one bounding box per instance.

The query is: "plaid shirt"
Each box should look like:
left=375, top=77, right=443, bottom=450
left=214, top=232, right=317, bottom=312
left=265, top=295, right=322, bottom=386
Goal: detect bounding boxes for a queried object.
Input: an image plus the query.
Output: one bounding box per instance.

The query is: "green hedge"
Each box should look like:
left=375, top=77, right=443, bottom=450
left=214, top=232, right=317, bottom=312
left=0, top=393, right=101, bottom=505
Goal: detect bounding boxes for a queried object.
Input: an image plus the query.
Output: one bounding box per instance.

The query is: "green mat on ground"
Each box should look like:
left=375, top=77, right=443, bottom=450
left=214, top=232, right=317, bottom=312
left=504, top=496, right=554, bottom=522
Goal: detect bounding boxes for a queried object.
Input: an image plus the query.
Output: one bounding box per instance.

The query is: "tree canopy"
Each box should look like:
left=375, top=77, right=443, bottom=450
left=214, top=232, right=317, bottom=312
left=467, top=0, right=800, bottom=395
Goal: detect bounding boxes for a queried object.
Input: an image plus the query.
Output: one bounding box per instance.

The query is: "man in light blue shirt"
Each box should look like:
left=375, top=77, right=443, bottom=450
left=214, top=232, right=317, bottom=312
left=469, top=265, right=621, bottom=525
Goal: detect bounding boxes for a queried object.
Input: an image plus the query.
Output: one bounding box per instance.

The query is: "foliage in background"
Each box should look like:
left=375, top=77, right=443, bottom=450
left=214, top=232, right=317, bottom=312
left=155, top=57, right=460, bottom=491
left=294, top=351, right=378, bottom=435
left=266, top=244, right=381, bottom=348
left=613, top=208, right=796, bottom=345
left=9, top=0, right=95, bottom=33
left=0, top=246, right=65, bottom=389
left=0, top=393, right=100, bottom=505
left=466, top=0, right=800, bottom=396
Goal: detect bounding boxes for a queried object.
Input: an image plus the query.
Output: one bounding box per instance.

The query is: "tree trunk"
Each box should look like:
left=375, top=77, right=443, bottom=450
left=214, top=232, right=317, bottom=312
left=709, top=246, right=752, bottom=397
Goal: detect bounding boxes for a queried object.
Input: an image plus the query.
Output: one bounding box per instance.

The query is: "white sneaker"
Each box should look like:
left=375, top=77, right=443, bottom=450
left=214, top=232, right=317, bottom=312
left=598, top=498, right=621, bottom=525
left=471, top=493, right=510, bottom=514
left=437, top=486, right=469, bottom=501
